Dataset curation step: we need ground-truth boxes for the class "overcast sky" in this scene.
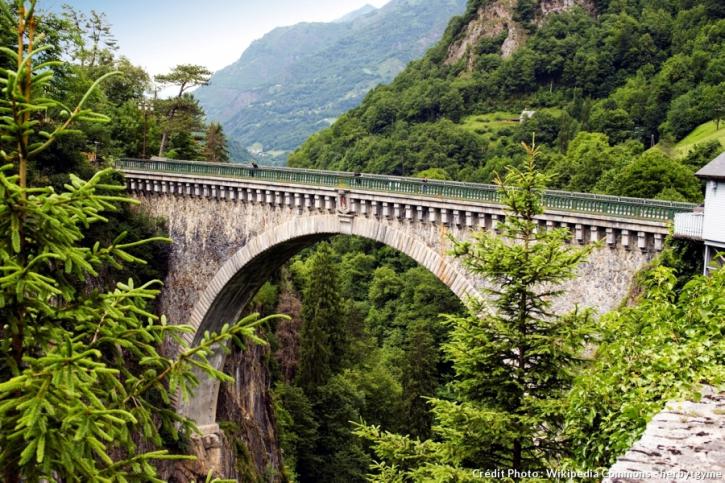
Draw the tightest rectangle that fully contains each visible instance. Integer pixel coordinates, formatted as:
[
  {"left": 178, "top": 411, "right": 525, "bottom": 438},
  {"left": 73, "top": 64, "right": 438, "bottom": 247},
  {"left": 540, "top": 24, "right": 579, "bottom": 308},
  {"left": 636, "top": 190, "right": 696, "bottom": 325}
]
[{"left": 44, "top": 0, "right": 390, "bottom": 79}]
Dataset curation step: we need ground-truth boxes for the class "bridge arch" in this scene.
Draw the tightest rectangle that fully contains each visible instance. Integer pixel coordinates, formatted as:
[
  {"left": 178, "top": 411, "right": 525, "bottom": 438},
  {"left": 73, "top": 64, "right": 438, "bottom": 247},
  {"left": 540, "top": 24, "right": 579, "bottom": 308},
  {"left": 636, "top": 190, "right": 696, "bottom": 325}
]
[
  {"left": 120, "top": 161, "right": 677, "bottom": 430},
  {"left": 180, "top": 214, "right": 478, "bottom": 427}
]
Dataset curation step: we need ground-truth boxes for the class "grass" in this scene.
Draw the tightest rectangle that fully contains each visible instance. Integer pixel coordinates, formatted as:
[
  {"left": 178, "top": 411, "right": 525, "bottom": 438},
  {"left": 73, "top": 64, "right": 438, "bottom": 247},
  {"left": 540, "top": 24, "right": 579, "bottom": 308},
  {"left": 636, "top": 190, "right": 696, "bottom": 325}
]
[
  {"left": 647, "top": 120, "right": 725, "bottom": 158},
  {"left": 460, "top": 108, "right": 565, "bottom": 148},
  {"left": 675, "top": 120, "right": 725, "bottom": 156},
  {"left": 460, "top": 111, "right": 520, "bottom": 145},
  {"left": 461, "top": 111, "right": 520, "bottom": 131}
]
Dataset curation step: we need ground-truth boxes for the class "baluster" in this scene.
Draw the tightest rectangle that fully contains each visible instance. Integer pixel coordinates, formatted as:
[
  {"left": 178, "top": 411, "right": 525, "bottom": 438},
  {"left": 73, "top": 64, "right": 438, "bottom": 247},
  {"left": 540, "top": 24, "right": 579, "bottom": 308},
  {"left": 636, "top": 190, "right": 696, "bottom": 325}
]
[{"left": 621, "top": 230, "right": 631, "bottom": 250}]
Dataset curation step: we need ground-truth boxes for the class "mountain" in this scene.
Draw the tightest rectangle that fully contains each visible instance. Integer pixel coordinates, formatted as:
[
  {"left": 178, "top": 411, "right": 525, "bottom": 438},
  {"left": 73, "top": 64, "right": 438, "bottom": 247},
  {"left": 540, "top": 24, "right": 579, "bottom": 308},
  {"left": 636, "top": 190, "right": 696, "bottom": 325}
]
[
  {"left": 289, "top": 0, "right": 724, "bottom": 202},
  {"left": 194, "top": 0, "right": 467, "bottom": 163},
  {"left": 334, "top": 3, "right": 377, "bottom": 23}
]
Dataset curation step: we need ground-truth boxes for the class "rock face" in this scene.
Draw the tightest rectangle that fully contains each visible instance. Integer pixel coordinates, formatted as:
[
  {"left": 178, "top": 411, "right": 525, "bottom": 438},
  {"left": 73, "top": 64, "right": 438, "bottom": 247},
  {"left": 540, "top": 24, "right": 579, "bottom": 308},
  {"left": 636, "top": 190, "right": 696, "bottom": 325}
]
[
  {"left": 158, "top": 430, "right": 238, "bottom": 482},
  {"left": 445, "top": 0, "right": 595, "bottom": 67},
  {"left": 605, "top": 389, "right": 725, "bottom": 482},
  {"left": 445, "top": 0, "right": 521, "bottom": 66},
  {"left": 216, "top": 341, "right": 284, "bottom": 482}
]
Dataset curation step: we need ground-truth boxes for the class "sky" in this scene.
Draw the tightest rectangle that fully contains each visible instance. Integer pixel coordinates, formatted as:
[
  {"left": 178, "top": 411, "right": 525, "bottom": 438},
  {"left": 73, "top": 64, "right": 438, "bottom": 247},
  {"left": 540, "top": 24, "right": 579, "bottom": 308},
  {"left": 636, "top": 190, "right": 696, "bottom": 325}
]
[{"left": 44, "top": 0, "right": 390, "bottom": 82}]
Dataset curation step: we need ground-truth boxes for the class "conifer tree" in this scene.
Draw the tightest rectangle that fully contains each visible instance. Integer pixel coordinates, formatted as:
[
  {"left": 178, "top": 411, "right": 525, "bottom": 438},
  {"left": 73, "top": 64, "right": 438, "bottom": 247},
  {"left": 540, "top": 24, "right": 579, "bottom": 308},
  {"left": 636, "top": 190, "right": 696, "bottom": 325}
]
[
  {"left": 296, "top": 242, "right": 345, "bottom": 392},
  {"left": 0, "top": 2, "right": 278, "bottom": 480},
  {"left": 154, "top": 64, "right": 211, "bottom": 157},
  {"left": 204, "top": 121, "right": 230, "bottom": 162},
  {"left": 355, "top": 143, "right": 595, "bottom": 480},
  {"left": 401, "top": 319, "right": 439, "bottom": 439}
]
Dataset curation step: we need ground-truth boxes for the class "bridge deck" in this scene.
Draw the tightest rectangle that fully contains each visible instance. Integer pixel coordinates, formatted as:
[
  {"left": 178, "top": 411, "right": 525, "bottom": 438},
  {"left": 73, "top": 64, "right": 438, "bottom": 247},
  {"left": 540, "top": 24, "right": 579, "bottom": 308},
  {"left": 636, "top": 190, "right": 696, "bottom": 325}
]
[{"left": 116, "top": 158, "right": 696, "bottom": 222}]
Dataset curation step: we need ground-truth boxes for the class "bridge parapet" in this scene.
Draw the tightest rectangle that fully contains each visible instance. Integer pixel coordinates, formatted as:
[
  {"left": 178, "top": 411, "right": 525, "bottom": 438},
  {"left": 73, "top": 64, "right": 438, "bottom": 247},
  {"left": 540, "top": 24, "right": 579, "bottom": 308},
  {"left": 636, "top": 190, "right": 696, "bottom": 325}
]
[
  {"left": 120, "top": 159, "right": 677, "bottom": 253},
  {"left": 117, "top": 158, "right": 695, "bottom": 222}
]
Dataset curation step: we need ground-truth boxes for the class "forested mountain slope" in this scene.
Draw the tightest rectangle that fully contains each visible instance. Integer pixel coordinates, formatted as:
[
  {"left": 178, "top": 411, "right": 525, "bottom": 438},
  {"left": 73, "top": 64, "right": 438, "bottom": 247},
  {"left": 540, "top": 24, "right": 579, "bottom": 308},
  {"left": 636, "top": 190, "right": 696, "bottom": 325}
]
[
  {"left": 194, "top": 0, "right": 467, "bottom": 163},
  {"left": 289, "top": 0, "right": 725, "bottom": 202}
]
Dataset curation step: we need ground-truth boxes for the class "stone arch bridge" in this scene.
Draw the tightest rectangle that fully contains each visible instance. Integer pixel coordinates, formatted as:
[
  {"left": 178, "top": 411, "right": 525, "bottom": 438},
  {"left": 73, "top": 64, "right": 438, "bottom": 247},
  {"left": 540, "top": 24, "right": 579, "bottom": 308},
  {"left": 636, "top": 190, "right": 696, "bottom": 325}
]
[{"left": 117, "top": 158, "right": 695, "bottom": 434}]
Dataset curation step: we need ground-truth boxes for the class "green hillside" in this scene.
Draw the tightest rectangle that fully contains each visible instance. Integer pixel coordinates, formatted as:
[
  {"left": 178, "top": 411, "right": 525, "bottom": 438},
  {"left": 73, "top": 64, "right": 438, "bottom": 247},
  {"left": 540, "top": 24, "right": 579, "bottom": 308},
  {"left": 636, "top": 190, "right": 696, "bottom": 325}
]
[
  {"left": 290, "top": 0, "right": 725, "bottom": 202},
  {"left": 194, "top": 0, "right": 467, "bottom": 164},
  {"left": 676, "top": 120, "right": 725, "bottom": 155}
]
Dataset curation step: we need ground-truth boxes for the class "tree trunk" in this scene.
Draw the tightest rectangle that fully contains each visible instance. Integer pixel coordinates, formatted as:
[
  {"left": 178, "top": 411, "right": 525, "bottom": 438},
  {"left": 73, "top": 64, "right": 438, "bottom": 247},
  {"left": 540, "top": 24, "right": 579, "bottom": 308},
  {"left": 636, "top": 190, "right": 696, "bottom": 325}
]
[
  {"left": 513, "top": 439, "right": 522, "bottom": 472},
  {"left": 158, "top": 106, "right": 177, "bottom": 157},
  {"left": 158, "top": 83, "right": 188, "bottom": 157}
]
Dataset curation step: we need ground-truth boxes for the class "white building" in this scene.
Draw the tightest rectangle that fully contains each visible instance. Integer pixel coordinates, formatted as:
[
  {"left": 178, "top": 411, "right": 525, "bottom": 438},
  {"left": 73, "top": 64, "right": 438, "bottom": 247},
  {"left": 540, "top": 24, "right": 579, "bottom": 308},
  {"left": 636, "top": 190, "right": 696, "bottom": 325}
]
[
  {"left": 675, "top": 151, "right": 725, "bottom": 274},
  {"left": 519, "top": 110, "right": 536, "bottom": 123}
]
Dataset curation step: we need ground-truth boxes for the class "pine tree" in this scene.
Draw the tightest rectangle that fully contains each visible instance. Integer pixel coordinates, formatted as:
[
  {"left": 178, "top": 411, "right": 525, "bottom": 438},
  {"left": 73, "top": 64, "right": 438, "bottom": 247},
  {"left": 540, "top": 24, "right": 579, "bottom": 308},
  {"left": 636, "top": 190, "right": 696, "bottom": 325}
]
[
  {"left": 401, "top": 319, "right": 439, "bottom": 439},
  {"left": 154, "top": 64, "right": 211, "bottom": 157},
  {"left": 438, "top": 143, "right": 595, "bottom": 471},
  {"left": 0, "top": 3, "right": 279, "bottom": 480},
  {"left": 296, "top": 242, "right": 345, "bottom": 392},
  {"left": 204, "top": 121, "right": 230, "bottom": 162},
  {"left": 355, "top": 143, "right": 595, "bottom": 480}
]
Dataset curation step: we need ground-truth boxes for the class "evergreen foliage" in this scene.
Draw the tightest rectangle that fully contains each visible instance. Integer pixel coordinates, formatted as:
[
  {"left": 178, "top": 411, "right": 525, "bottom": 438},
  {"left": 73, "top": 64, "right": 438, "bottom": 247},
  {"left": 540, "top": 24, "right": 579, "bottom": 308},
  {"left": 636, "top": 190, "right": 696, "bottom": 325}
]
[
  {"left": 401, "top": 319, "right": 439, "bottom": 440},
  {"left": 273, "top": 237, "right": 464, "bottom": 482},
  {"left": 204, "top": 122, "right": 230, "bottom": 163},
  {"left": 273, "top": 382, "right": 319, "bottom": 482},
  {"left": 0, "top": 2, "right": 280, "bottom": 480},
  {"left": 355, "top": 144, "right": 595, "bottom": 478},
  {"left": 304, "top": 375, "right": 369, "bottom": 482},
  {"left": 154, "top": 64, "right": 211, "bottom": 157},
  {"left": 296, "top": 242, "right": 345, "bottom": 392}
]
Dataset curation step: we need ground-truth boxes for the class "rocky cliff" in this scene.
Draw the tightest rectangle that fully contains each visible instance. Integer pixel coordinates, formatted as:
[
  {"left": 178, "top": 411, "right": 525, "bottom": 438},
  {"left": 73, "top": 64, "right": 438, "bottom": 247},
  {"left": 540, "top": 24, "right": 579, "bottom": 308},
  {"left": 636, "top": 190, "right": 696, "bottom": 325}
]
[
  {"left": 445, "top": 0, "right": 595, "bottom": 69},
  {"left": 160, "top": 338, "right": 286, "bottom": 482},
  {"left": 216, "top": 340, "right": 284, "bottom": 482}
]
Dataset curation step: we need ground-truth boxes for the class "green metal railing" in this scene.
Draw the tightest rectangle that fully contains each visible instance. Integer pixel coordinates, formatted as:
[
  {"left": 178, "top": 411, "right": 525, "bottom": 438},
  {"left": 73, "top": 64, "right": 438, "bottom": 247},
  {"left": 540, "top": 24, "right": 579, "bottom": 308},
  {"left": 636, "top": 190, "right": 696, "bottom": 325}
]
[{"left": 116, "top": 158, "right": 697, "bottom": 222}]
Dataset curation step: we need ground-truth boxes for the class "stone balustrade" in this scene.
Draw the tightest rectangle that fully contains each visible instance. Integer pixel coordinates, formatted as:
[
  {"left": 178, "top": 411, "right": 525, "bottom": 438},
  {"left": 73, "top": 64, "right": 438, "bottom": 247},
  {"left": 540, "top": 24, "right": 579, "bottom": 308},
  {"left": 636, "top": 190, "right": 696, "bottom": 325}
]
[{"left": 123, "top": 170, "right": 669, "bottom": 253}]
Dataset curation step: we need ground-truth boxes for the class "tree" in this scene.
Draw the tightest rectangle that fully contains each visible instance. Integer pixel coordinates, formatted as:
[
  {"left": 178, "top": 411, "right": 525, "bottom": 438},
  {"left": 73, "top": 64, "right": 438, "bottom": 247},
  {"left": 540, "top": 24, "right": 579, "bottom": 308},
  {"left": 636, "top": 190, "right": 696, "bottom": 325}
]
[
  {"left": 296, "top": 242, "right": 345, "bottom": 392},
  {"left": 589, "top": 102, "right": 635, "bottom": 145},
  {"left": 166, "top": 131, "right": 203, "bottom": 160},
  {"left": 366, "top": 265, "right": 404, "bottom": 342},
  {"left": 0, "top": 3, "right": 278, "bottom": 480},
  {"left": 61, "top": 6, "right": 118, "bottom": 68},
  {"left": 401, "top": 319, "right": 438, "bottom": 439},
  {"left": 154, "top": 64, "right": 211, "bottom": 156},
  {"left": 273, "top": 382, "right": 319, "bottom": 482},
  {"left": 603, "top": 151, "right": 702, "bottom": 201},
  {"left": 564, "top": 264, "right": 725, "bottom": 469},
  {"left": 204, "top": 121, "right": 230, "bottom": 162},
  {"left": 102, "top": 57, "right": 150, "bottom": 105},
  {"left": 514, "top": 110, "right": 564, "bottom": 148},
  {"left": 303, "top": 375, "right": 368, "bottom": 483},
  {"left": 355, "top": 144, "right": 595, "bottom": 479},
  {"left": 559, "top": 132, "right": 613, "bottom": 191},
  {"left": 664, "top": 84, "right": 725, "bottom": 140}
]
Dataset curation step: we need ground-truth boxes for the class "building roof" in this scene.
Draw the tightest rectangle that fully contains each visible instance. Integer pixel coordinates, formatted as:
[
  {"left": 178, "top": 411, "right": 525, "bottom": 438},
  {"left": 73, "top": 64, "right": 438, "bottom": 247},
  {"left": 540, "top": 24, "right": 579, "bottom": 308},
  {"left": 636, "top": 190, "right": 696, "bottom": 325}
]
[{"left": 696, "top": 150, "right": 725, "bottom": 180}]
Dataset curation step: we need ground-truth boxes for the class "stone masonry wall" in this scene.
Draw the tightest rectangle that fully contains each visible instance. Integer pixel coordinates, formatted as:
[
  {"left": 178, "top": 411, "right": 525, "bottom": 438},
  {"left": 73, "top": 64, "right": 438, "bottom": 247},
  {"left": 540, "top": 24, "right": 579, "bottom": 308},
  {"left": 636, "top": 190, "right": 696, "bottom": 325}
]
[
  {"left": 130, "top": 176, "right": 663, "bottom": 480},
  {"left": 135, "top": 191, "right": 655, "bottom": 332}
]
